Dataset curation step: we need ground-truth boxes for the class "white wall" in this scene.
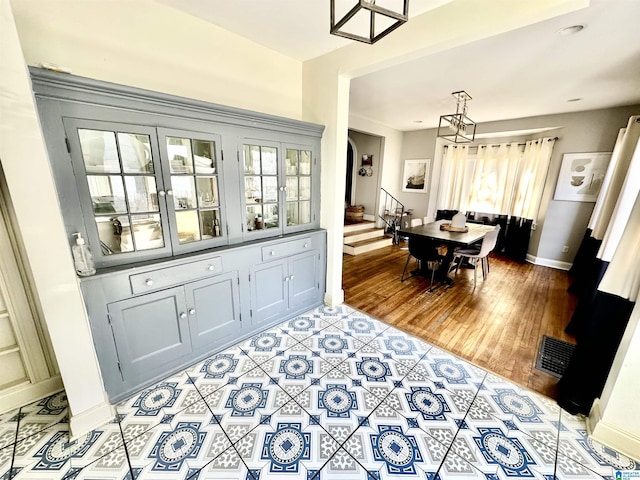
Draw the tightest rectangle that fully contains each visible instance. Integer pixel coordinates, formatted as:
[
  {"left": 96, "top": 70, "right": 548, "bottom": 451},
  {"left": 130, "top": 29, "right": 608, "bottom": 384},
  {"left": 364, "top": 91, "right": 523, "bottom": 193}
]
[
  {"left": 401, "top": 105, "right": 640, "bottom": 263},
  {"left": 11, "top": 0, "right": 302, "bottom": 120},
  {"left": 1, "top": 0, "right": 112, "bottom": 435}
]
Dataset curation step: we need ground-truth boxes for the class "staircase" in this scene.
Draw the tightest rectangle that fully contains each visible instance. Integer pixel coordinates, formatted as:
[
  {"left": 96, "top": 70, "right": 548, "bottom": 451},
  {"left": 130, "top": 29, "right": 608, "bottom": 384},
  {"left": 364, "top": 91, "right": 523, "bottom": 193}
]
[{"left": 343, "top": 221, "right": 393, "bottom": 255}]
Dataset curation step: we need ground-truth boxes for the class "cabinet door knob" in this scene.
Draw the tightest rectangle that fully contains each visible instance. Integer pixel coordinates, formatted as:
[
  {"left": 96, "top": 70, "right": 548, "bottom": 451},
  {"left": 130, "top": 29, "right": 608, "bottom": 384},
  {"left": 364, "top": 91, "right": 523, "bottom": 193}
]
[
  {"left": 284, "top": 276, "right": 289, "bottom": 282},
  {"left": 145, "top": 278, "right": 154, "bottom": 286},
  {"left": 179, "top": 312, "right": 187, "bottom": 319},
  {"left": 157, "top": 190, "right": 166, "bottom": 197},
  {"left": 304, "top": 243, "right": 309, "bottom": 248},
  {"left": 207, "top": 265, "right": 215, "bottom": 271},
  {"left": 166, "top": 190, "right": 174, "bottom": 196},
  {"left": 189, "top": 308, "right": 196, "bottom": 315},
  {"left": 289, "top": 275, "right": 294, "bottom": 281}
]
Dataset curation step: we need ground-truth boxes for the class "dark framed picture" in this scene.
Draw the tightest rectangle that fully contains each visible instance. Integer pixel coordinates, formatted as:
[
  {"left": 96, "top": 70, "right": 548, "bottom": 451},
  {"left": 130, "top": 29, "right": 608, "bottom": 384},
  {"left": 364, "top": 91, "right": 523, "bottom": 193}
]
[{"left": 362, "top": 154, "right": 373, "bottom": 166}]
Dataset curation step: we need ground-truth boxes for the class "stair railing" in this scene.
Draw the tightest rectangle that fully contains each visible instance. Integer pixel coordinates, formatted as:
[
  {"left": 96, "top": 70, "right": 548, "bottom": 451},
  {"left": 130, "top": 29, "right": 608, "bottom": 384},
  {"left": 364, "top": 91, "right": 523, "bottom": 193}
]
[{"left": 379, "top": 188, "right": 405, "bottom": 245}]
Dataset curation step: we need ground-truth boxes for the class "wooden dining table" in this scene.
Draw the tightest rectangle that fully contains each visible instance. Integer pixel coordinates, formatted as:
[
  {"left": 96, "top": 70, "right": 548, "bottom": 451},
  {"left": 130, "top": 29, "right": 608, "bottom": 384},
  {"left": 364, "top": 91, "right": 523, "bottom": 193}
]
[{"left": 398, "top": 219, "right": 496, "bottom": 286}]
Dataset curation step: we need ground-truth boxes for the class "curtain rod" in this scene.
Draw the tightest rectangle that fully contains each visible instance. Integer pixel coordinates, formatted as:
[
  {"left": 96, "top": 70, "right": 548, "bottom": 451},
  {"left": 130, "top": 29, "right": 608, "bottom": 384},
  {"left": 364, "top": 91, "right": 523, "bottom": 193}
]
[{"left": 444, "top": 137, "right": 559, "bottom": 148}]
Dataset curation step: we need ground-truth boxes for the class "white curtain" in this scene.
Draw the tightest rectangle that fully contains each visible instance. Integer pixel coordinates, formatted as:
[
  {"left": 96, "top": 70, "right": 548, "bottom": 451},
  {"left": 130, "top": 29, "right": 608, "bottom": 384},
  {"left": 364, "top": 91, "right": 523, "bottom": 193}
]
[
  {"left": 510, "top": 137, "right": 556, "bottom": 219},
  {"left": 467, "top": 143, "right": 520, "bottom": 214},
  {"left": 439, "top": 137, "right": 555, "bottom": 220},
  {"left": 438, "top": 144, "right": 470, "bottom": 211},
  {"left": 591, "top": 116, "right": 640, "bottom": 241}
]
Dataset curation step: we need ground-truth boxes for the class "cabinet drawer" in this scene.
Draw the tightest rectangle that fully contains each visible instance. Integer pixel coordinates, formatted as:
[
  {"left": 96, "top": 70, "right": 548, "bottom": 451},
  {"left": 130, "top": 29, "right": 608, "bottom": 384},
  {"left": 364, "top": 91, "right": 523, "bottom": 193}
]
[
  {"left": 129, "top": 257, "right": 223, "bottom": 294},
  {"left": 261, "top": 237, "right": 313, "bottom": 260}
]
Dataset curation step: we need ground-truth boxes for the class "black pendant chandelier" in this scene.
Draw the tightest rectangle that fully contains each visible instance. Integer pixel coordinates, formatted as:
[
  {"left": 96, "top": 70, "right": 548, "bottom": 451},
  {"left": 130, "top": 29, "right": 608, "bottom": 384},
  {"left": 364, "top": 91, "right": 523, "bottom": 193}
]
[
  {"left": 330, "top": 0, "right": 409, "bottom": 44},
  {"left": 437, "top": 91, "right": 477, "bottom": 144}
]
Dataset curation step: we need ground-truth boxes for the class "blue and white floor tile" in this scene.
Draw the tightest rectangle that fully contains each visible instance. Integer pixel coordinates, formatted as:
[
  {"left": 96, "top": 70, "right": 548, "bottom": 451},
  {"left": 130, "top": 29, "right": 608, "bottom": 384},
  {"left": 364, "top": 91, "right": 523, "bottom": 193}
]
[{"left": 1, "top": 305, "right": 637, "bottom": 479}]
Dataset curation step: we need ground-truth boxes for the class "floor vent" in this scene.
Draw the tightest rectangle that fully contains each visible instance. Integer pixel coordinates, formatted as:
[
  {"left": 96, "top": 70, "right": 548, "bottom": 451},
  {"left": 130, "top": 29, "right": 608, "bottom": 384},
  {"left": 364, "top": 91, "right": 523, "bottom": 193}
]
[{"left": 535, "top": 335, "right": 576, "bottom": 378}]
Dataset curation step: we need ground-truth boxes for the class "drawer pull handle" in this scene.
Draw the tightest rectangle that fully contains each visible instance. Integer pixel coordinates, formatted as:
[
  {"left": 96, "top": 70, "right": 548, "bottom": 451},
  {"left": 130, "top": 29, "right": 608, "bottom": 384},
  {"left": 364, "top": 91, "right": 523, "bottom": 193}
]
[
  {"left": 189, "top": 308, "right": 196, "bottom": 315},
  {"left": 180, "top": 312, "right": 187, "bottom": 319},
  {"left": 304, "top": 243, "right": 309, "bottom": 248},
  {"left": 207, "top": 265, "right": 215, "bottom": 271},
  {"left": 145, "top": 278, "right": 154, "bottom": 286},
  {"left": 270, "top": 251, "right": 275, "bottom": 256}
]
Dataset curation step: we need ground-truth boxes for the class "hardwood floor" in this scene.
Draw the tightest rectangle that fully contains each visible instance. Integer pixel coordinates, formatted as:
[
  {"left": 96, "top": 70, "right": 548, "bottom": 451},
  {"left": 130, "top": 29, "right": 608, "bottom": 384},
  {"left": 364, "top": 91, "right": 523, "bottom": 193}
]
[{"left": 342, "top": 242, "right": 579, "bottom": 399}]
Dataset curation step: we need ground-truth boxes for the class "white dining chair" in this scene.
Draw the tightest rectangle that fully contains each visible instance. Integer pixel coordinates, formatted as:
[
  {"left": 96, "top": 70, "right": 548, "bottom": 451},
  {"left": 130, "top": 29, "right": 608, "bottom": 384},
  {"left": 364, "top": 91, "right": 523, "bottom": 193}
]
[
  {"left": 410, "top": 218, "right": 423, "bottom": 227},
  {"left": 450, "top": 225, "right": 501, "bottom": 288}
]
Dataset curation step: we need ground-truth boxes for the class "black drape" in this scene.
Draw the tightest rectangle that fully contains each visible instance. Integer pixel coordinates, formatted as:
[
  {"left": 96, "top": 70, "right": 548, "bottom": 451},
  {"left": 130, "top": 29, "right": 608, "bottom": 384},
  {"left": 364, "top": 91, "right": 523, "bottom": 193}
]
[
  {"left": 436, "top": 209, "right": 458, "bottom": 221},
  {"left": 504, "top": 217, "right": 533, "bottom": 262},
  {"left": 557, "top": 291, "right": 635, "bottom": 415},
  {"left": 565, "top": 259, "right": 610, "bottom": 338},
  {"left": 567, "top": 228, "right": 604, "bottom": 296}
]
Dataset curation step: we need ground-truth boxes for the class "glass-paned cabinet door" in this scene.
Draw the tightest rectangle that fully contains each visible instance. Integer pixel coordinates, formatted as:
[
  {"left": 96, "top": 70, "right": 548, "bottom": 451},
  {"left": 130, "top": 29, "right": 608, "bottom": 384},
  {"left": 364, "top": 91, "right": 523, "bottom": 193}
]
[
  {"left": 63, "top": 119, "right": 172, "bottom": 266},
  {"left": 285, "top": 147, "right": 313, "bottom": 229},
  {"left": 242, "top": 143, "right": 280, "bottom": 234},
  {"left": 158, "top": 129, "right": 226, "bottom": 253}
]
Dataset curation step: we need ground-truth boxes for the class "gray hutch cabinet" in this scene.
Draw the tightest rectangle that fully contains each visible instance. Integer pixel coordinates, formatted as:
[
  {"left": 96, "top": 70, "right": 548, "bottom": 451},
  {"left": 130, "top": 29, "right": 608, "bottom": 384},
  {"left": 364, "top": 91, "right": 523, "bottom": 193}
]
[{"left": 31, "top": 68, "right": 326, "bottom": 402}]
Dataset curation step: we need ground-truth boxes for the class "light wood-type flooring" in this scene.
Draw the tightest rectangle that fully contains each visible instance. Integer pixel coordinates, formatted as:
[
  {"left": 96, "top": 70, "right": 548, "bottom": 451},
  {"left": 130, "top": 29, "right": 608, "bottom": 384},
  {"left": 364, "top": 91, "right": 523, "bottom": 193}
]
[{"left": 342, "top": 242, "right": 579, "bottom": 399}]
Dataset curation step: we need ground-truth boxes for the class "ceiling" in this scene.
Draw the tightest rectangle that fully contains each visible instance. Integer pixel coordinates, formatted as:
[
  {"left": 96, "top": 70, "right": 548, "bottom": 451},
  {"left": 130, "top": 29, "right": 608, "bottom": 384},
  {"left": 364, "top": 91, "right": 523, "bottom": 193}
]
[{"left": 158, "top": 0, "right": 640, "bottom": 132}]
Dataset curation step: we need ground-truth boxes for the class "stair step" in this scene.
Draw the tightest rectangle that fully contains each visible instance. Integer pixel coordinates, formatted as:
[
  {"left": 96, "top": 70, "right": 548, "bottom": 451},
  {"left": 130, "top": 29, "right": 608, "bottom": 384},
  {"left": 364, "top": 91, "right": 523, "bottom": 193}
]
[
  {"left": 343, "top": 228, "right": 385, "bottom": 244},
  {"left": 343, "top": 221, "right": 376, "bottom": 233},
  {"left": 343, "top": 236, "right": 393, "bottom": 255}
]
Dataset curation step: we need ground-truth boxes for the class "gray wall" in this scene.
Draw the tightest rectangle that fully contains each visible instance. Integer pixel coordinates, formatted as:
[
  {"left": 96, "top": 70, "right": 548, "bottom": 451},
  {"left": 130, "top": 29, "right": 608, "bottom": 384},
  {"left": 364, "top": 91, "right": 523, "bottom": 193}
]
[
  {"left": 401, "top": 104, "right": 640, "bottom": 265},
  {"left": 348, "top": 130, "right": 383, "bottom": 218}
]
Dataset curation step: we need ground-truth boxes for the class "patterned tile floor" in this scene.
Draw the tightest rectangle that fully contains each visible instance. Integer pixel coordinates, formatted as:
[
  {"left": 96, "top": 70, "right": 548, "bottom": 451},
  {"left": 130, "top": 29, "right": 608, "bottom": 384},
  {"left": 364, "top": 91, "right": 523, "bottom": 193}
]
[{"left": 1, "top": 305, "right": 638, "bottom": 479}]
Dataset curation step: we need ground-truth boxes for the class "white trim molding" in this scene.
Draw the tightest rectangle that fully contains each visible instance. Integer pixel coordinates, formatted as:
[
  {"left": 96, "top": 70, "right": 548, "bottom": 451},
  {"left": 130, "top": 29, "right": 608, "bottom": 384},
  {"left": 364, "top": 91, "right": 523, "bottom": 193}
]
[
  {"left": 588, "top": 398, "right": 640, "bottom": 463},
  {"left": 324, "top": 289, "right": 345, "bottom": 307},
  {"left": 69, "top": 397, "right": 114, "bottom": 439},
  {"left": 526, "top": 254, "right": 572, "bottom": 271}
]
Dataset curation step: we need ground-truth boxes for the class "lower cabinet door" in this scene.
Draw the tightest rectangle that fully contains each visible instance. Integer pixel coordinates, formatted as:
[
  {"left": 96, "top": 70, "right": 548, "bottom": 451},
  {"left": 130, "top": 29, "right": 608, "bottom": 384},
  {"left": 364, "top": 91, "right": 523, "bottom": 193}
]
[
  {"left": 288, "top": 250, "right": 320, "bottom": 310},
  {"left": 251, "top": 259, "right": 287, "bottom": 325},
  {"left": 108, "top": 287, "right": 191, "bottom": 383},
  {"left": 186, "top": 271, "right": 241, "bottom": 351}
]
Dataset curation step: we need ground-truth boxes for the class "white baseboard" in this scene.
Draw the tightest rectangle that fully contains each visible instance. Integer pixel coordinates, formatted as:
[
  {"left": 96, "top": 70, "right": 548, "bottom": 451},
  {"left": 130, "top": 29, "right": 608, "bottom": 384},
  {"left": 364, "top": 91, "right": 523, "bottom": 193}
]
[
  {"left": 69, "top": 397, "right": 114, "bottom": 439},
  {"left": 0, "top": 376, "right": 64, "bottom": 414},
  {"left": 588, "top": 399, "right": 640, "bottom": 462},
  {"left": 324, "top": 289, "right": 345, "bottom": 307},
  {"left": 526, "top": 254, "right": 572, "bottom": 271}
]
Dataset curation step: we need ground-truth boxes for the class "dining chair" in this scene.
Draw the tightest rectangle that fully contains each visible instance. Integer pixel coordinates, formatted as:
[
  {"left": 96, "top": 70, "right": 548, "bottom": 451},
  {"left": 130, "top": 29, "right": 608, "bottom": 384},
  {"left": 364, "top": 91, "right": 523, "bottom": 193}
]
[
  {"left": 401, "top": 236, "right": 442, "bottom": 292},
  {"left": 410, "top": 218, "right": 423, "bottom": 227},
  {"left": 450, "top": 225, "right": 501, "bottom": 288}
]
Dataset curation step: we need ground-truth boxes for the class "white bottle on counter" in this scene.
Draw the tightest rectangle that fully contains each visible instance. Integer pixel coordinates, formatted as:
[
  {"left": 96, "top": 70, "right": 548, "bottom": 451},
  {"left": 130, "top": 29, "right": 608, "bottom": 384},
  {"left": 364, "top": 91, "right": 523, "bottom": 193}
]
[{"left": 71, "top": 233, "right": 96, "bottom": 277}]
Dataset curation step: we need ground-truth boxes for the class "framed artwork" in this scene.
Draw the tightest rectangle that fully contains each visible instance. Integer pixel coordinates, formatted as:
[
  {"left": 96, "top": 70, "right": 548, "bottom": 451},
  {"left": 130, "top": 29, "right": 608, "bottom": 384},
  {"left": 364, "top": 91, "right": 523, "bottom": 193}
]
[
  {"left": 402, "top": 159, "right": 430, "bottom": 193},
  {"left": 361, "top": 154, "right": 373, "bottom": 166},
  {"left": 554, "top": 152, "right": 611, "bottom": 202}
]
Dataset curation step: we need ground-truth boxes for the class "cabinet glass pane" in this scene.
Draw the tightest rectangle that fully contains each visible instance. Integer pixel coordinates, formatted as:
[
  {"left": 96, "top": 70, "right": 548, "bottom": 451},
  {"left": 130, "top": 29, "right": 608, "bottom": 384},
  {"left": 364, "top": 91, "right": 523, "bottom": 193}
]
[
  {"left": 79, "top": 129, "right": 120, "bottom": 174},
  {"left": 125, "top": 176, "right": 158, "bottom": 213},
  {"left": 167, "top": 137, "right": 194, "bottom": 174},
  {"left": 245, "top": 176, "right": 262, "bottom": 203},
  {"left": 131, "top": 214, "right": 164, "bottom": 251},
  {"left": 176, "top": 210, "right": 200, "bottom": 243},
  {"left": 88, "top": 175, "right": 127, "bottom": 214},
  {"left": 286, "top": 177, "right": 298, "bottom": 200},
  {"left": 286, "top": 149, "right": 298, "bottom": 175},
  {"left": 196, "top": 177, "right": 219, "bottom": 208},
  {"left": 299, "top": 150, "right": 311, "bottom": 175},
  {"left": 243, "top": 144, "right": 280, "bottom": 232},
  {"left": 200, "top": 209, "right": 221, "bottom": 239},
  {"left": 263, "top": 177, "right": 278, "bottom": 203},
  {"left": 96, "top": 215, "right": 129, "bottom": 254},
  {"left": 262, "top": 147, "right": 277, "bottom": 175},
  {"left": 118, "top": 133, "right": 154, "bottom": 173},
  {"left": 171, "top": 177, "right": 197, "bottom": 210},
  {"left": 263, "top": 204, "right": 279, "bottom": 229},
  {"left": 246, "top": 205, "right": 263, "bottom": 231},
  {"left": 192, "top": 140, "right": 216, "bottom": 174},
  {"left": 286, "top": 202, "right": 299, "bottom": 226},
  {"left": 244, "top": 145, "right": 261, "bottom": 174},
  {"left": 299, "top": 177, "right": 311, "bottom": 200},
  {"left": 300, "top": 201, "right": 311, "bottom": 224}
]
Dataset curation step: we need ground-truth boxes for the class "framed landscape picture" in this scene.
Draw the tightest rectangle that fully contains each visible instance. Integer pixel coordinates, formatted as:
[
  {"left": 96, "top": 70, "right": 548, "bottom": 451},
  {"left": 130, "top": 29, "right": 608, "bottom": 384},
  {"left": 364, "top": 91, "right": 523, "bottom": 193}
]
[
  {"left": 402, "top": 159, "right": 430, "bottom": 193},
  {"left": 554, "top": 152, "right": 611, "bottom": 202}
]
